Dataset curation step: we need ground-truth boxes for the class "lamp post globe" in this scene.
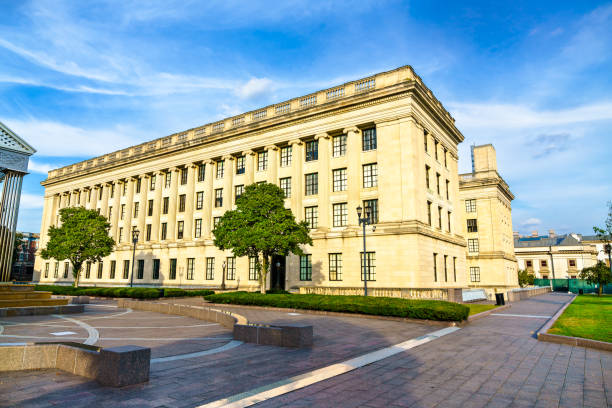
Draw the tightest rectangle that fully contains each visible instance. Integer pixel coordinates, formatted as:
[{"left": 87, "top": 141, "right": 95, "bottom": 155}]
[
  {"left": 221, "top": 260, "right": 227, "bottom": 291},
  {"left": 129, "top": 229, "right": 139, "bottom": 288}
]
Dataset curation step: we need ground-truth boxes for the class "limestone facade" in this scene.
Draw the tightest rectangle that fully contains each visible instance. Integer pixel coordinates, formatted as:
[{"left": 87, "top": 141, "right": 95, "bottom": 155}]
[
  {"left": 34, "top": 66, "right": 468, "bottom": 293},
  {"left": 458, "top": 145, "right": 518, "bottom": 296}
]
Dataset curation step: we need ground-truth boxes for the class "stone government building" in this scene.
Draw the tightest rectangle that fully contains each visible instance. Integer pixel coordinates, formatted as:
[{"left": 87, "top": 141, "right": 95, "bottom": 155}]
[{"left": 34, "top": 65, "right": 518, "bottom": 299}]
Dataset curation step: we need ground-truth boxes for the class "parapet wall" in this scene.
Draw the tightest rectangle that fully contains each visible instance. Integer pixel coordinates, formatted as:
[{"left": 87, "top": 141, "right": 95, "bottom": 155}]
[
  {"left": 299, "top": 286, "right": 464, "bottom": 302},
  {"left": 507, "top": 286, "right": 551, "bottom": 302}
]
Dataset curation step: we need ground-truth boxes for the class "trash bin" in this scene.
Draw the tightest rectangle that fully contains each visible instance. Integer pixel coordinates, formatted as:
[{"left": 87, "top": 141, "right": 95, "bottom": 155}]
[
  {"left": 579, "top": 289, "right": 584, "bottom": 295},
  {"left": 495, "top": 293, "right": 505, "bottom": 306}
]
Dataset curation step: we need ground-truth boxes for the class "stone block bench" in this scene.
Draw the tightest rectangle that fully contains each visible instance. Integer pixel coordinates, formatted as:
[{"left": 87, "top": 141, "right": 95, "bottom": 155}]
[
  {"left": 117, "top": 299, "right": 313, "bottom": 348},
  {"left": 0, "top": 342, "right": 150, "bottom": 387},
  {"left": 0, "top": 304, "right": 84, "bottom": 317}
]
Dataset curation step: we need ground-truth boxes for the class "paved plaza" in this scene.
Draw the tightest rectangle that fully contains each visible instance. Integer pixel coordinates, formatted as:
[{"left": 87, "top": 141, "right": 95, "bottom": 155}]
[{"left": 0, "top": 293, "right": 610, "bottom": 407}]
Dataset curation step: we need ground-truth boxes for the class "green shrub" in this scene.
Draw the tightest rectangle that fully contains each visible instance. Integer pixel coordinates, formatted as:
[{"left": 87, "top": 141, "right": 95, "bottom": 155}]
[
  {"left": 266, "top": 288, "right": 290, "bottom": 294},
  {"left": 204, "top": 292, "right": 469, "bottom": 322},
  {"left": 163, "top": 288, "right": 214, "bottom": 297},
  {"left": 34, "top": 285, "right": 162, "bottom": 299}
]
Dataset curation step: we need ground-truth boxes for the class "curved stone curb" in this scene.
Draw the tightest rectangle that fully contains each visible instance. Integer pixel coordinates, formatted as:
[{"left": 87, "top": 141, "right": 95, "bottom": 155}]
[
  {"left": 467, "top": 304, "right": 511, "bottom": 323},
  {"left": 535, "top": 294, "right": 611, "bottom": 352},
  {"left": 0, "top": 304, "right": 84, "bottom": 317}
]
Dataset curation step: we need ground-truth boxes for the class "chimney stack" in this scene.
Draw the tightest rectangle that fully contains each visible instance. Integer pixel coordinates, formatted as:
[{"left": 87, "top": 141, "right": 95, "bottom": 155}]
[
  {"left": 548, "top": 229, "right": 555, "bottom": 238},
  {"left": 531, "top": 230, "right": 538, "bottom": 237},
  {"left": 513, "top": 231, "right": 519, "bottom": 239}
]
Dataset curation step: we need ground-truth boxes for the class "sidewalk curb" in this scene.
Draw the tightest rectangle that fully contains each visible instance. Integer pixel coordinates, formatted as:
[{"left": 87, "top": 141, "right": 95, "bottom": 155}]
[
  {"left": 536, "top": 295, "right": 612, "bottom": 352},
  {"left": 467, "top": 303, "right": 511, "bottom": 323}
]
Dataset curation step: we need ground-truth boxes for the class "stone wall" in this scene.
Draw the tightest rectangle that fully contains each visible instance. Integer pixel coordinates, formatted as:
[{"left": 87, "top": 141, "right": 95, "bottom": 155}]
[
  {"left": 506, "top": 286, "right": 551, "bottom": 302},
  {"left": 299, "top": 286, "right": 463, "bottom": 302}
]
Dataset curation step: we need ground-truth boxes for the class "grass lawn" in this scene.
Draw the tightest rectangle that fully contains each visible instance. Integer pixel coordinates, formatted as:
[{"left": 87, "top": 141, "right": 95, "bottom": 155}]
[
  {"left": 548, "top": 295, "right": 612, "bottom": 343},
  {"left": 466, "top": 304, "right": 498, "bottom": 316}
]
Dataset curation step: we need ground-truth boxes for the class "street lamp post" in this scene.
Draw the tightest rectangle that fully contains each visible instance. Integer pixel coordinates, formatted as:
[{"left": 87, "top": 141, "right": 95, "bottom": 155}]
[
  {"left": 221, "top": 260, "right": 227, "bottom": 291},
  {"left": 357, "top": 205, "right": 372, "bottom": 296},
  {"left": 129, "top": 228, "right": 139, "bottom": 288}
]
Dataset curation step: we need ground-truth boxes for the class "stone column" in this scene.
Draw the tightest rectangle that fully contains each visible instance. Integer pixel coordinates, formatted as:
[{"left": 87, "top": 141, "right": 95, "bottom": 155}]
[
  {"left": 314, "top": 133, "right": 330, "bottom": 228},
  {"left": 79, "top": 188, "right": 87, "bottom": 207},
  {"left": 345, "top": 127, "right": 361, "bottom": 227},
  {"left": 265, "top": 145, "right": 279, "bottom": 184},
  {"left": 137, "top": 175, "right": 149, "bottom": 240},
  {"left": 222, "top": 155, "right": 235, "bottom": 211},
  {"left": 100, "top": 183, "right": 110, "bottom": 219},
  {"left": 39, "top": 196, "right": 51, "bottom": 246},
  {"left": 124, "top": 178, "right": 135, "bottom": 242},
  {"left": 288, "top": 139, "right": 303, "bottom": 219},
  {"left": 91, "top": 185, "right": 99, "bottom": 212},
  {"left": 243, "top": 150, "right": 256, "bottom": 185},
  {"left": 151, "top": 172, "right": 163, "bottom": 242},
  {"left": 110, "top": 180, "right": 121, "bottom": 241},
  {"left": 184, "top": 165, "right": 197, "bottom": 240},
  {"left": 167, "top": 167, "right": 179, "bottom": 240},
  {"left": 202, "top": 160, "right": 214, "bottom": 238}
]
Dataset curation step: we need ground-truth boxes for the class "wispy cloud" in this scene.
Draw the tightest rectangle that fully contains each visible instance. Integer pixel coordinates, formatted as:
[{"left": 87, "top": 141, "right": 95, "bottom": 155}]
[
  {"left": 19, "top": 193, "right": 44, "bottom": 210},
  {"left": 28, "top": 159, "right": 57, "bottom": 174}
]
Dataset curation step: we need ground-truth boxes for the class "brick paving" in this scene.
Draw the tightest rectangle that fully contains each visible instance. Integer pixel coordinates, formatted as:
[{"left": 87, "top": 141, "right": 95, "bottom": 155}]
[{"left": 0, "top": 293, "right": 610, "bottom": 407}]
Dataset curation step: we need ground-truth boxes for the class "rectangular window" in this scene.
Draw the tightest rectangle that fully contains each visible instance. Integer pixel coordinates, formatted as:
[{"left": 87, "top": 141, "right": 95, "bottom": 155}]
[
  {"left": 361, "top": 252, "right": 376, "bottom": 281},
  {"left": 187, "top": 258, "right": 195, "bottom": 280},
  {"left": 526, "top": 260, "right": 533, "bottom": 268},
  {"left": 177, "top": 221, "right": 184, "bottom": 239},
  {"left": 444, "top": 148, "right": 448, "bottom": 168},
  {"left": 215, "top": 189, "right": 223, "bottom": 207},
  {"left": 363, "top": 163, "right": 378, "bottom": 188},
  {"left": 446, "top": 180, "right": 450, "bottom": 200},
  {"left": 136, "top": 178, "right": 141, "bottom": 193},
  {"left": 453, "top": 257, "right": 457, "bottom": 282},
  {"left": 180, "top": 168, "right": 188, "bottom": 185},
  {"left": 226, "top": 257, "right": 236, "bottom": 280},
  {"left": 257, "top": 151, "right": 268, "bottom": 171},
  {"left": 108, "top": 206, "right": 112, "bottom": 219},
  {"left": 363, "top": 199, "right": 379, "bottom": 223},
  {"left": 133, "top": 202, "right": 139, "bottom": 218},
  {"left": 280, "top": 146, "right": 292, "bottom": 167},
  {"left": 468, "top": 238, "right": 479, "bottom": 253},
  {"left": 465, "top": 199, "right": 476, "bottom": 213},
  {"left": 444, "top": 255, "right": 448, "bottom": 282},
  {"left": 235, "top": 156, "right": 245, "bottom": 174},
  {"left": 280, "top": 177, "right": 291, "bottom": 198},
  {"left": 333, "top": 168, "right": 347, "bottom": 192},
  {"left": 137, "top": 259, "right": 144, "bottom": 279},
  {"left": 98, "top": 187, "right": 103, "bottom": 200},
  {"left": 362, "top": 128, "right": 377, "bottom": 151},
  {"left": 54, "top": 262, "right": 59, "bottom": 278},
  {"left": 121, "top": 204, "right": 126, "bottom": 220},
  {"left": 123, "top": 260, "right": 130, "bottom": 279},
  {"left": 433, "top": 253, "right": 437, "bottom": 282},
  {"left": 300, "top": 255, "right": 312, "bottom": 281},
  {"left": 470, "top": 267, "right": 481, "bottom": 283},
  {"left": 110, "top": 183, "right": 115, "bottom": 199},
  {"left": 150, "top": 175, "right": 156, "bottom": 191},
  {"left": 427, "top": 201, "right": 432, "bottom": 226},
  {"left": 438, "top": 206, "right": 442, "bottom": 229},
  {"left": 333, "top": 135, "right": 347, "bottom": 157},
  {"left": 169, "top": 258, "right": 177, "bottom": 279},
  {"left": 304, "top": 206, "right": 318, "bottom": 229},
  {"left": 110, "top": 260, "right": 116, "bottom": 279},
  {"left": 541, "top": 260, "right": 547, "bottom": 267},
  {"left": 333, "top": 203, "right": 348, "bottom": 227},
  {"left": 198, "top": 164, "right": 205, "bottom": 182},
  {"left": 148, "top": 199, "right": 154, "bottom": 216},
  {"left": 434, "top": 139, "right": 439, "bottom": 160},
  {"left": 305, "top": 173, "right": 318, "bottom": 195},
  {"left": 85, "top": 262, "right": 91, "bottom": 279},
  {"left": 44, "top": 263, "right": 49, "bottom": 278},
  {"left": 178, "top": 194, "right": 186, "bottom": 212},
  {"left": 194, "top": 219, "right": 202, "bottom": 238},
  {"left": 164, "top": 172, "right": 171, "bottom": 189},
  {"left": 63, "top": 262, "right": 69, "bottom": 278},
  {"left": 206, "top": 257, "right": 215, "bottom": 280},
  {"left": 569, "top": 259, "right": 577, "bottom": 268},
  {"left": 448, "top": 211, "right": 452, "bottom": 232},
  {"left": 425, "top": 165, "right": 430, "bottom": 189},
  {"left": 146, "top": 224, "right": 152, "bottom": 241},
  {"left": 249, "top": 257, "right": 258, "bottom": 280},
  {"left": 196, "top": 191, "right": 204, "bottom": 210},
  {"left": 305, "top": 140, "right": 318, "bottom": 161},
  {"left": 122, "top": 182, "right": 127, "bottom": 196},
  {"left": 161, "top": 222, "right": 167, "bottom": 240},
  {"left": 152, "top": 259, "right": 160, "bottom": 280},
  {"left": 235, "top": 185, "right": 244, "bottom": 203},
  {"left": 216, "top": 160, "right": 224, "bottom": 179},
  {"left": 329, "top": 253, "right": 342, "bottom": 281},
  {"left": 467, "top": 219, "right": 478, "bottom": 233},
  {"left": 162, "top": 197, "right": 169, "bottom": 214},
  {"left": 213, "top": 217, "right": 221, "bottom": 228},
  {"left": 436, "top": 173, "right": 441, "bottom": 194}
]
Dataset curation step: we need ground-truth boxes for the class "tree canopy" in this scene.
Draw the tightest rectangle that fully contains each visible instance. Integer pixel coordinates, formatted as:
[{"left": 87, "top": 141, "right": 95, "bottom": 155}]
[
  {"left": 213, "top": 182, "right": 312, "bottom": 293},
  {"left": 517, "top": 269, "right": 534, "bottom": 288},
  {"left": 593, "top": 201, "right": 612, "bottom": 270},
  {"left": 579, "top": 262, "right": 612, "bottom": 296},
  {"left": 41, "top": 207, "right": 115, "bottom": 287}
]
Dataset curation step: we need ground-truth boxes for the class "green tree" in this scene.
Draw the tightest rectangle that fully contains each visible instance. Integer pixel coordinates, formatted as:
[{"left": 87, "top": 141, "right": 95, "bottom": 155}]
[
  {"left": 579, "top": 262, "right": 612, "bottom": 296},
  {"left": 517, "top": 269, "right": 534, "bottom": 288},
  {"left": 40, "top": 207, "right": 115, "bottom": 287},
  {"left": 12, "top": 231, "right": 25, "bottom": 266},
  {"left": 593, "top": 201, "right": 612, "bottom": 272},
  {"left": 213, "top": 182, "right": 312, "bottom": 293}
]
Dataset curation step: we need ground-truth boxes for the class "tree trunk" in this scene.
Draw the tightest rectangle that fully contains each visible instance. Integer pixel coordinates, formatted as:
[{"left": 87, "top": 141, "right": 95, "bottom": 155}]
[
  {"left": 72, "top": 261, "right": 81, "bottom": 288},
  {"left": 599, "top": 284, "right": 602, "bottom": 296},
  {"left": 260, "top": 254, "right": 269, "bottom": 294}
]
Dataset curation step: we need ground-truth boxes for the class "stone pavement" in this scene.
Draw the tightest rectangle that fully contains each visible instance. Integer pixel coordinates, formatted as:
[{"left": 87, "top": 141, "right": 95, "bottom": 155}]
[{"left": 254, "top": 292, "right": 612, "bottom": 408}]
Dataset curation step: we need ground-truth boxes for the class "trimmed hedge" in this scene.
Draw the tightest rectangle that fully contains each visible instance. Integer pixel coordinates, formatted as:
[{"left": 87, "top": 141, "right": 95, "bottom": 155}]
[
  {"left": 34, "top": 285, "right": 214, "bottom": 299},
  {"left": 204, "top": 292, "right": 470, "bottom": 322}
]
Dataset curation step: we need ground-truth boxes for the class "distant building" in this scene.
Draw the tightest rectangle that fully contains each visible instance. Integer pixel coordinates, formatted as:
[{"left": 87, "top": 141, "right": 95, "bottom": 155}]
[
  {"left": 580, "top": 235, "right": 611, "bottom": 267},
  {"left": 458, "top": 144, "right": 518, "bottom": 297},
  {"left": 514, "top": 230, "right": 598, "bottom": 279},
  {"left": 11, "top": 232, "right": 39, "bottom": 281}
]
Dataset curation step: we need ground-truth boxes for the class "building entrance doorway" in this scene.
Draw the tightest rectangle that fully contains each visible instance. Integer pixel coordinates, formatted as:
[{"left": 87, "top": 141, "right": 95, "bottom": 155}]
[{"left": 270, "top": 255, "right": 286, "bottom": 290}]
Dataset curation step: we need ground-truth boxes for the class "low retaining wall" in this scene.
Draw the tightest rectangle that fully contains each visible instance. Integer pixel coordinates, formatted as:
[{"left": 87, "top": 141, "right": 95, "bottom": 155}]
[
  {"left": 506, "top": 286, "right": 551, "bottom": 302},
  {"left": 0, "top": 342, "right": 150, "bottom": 387},
  {"left": 0, "top": 304, "right": 84, "bottom": 317},
  {"left": 117, "top": 299, "right": 313, "bottom": 348},
  {"left": 299, "top": 286, "right": 463, "bottom": 302}
]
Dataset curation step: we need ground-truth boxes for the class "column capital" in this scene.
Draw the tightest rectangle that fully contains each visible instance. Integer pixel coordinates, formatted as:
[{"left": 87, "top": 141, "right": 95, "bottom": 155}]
[
  {"left": 201, "top": 159, "right": 213, "bottom": 165},
  {"left": 221, "top": 154, "right": 235, "bottom": 161},
  {"left": 242, "top": 149, "right": 256, "bottom": 156},
  {"left": 288, "top": 139, "right": 303, "bottom": 146},
  {"left": 264, "top": 145, "right": 279, "bottom": 151},
  {"left": 343, "top": 126, "right": 360, "bottom": 135},
  {"left": 314, "top": 133, "right": 330, "bottom": 140}
]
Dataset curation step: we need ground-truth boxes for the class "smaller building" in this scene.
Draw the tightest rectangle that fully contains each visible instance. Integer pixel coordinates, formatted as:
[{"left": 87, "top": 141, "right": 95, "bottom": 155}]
[
  {"left": 11, "top": 232, "right": 39, "bottom": 281},
  {"left": 514, "top": 230, "right": 598, "bottom": 279},
  {"left": 580, "top": 235, "right": 611, "bottom": 267}
]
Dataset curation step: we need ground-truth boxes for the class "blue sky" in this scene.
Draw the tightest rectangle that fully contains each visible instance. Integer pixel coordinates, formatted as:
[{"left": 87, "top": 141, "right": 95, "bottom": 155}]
[{"left": 1, "top": 0, "right": 611, "bottom": 236}]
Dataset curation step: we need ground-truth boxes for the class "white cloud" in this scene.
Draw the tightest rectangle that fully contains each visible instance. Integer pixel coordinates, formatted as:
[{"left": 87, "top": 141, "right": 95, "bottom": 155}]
[
  {"left": 19, "top": 193, "right": 44, "bottom": 210},
  {"left": 236, "top": 78, "right": 276, "bottom": 100},
  {"left": 28, "top": 159, "right": 56, "bottom": 174},
  {"left": 4, "top": 119, "right": 141, "bottom": 157},
  {"left": 520, "top": 217, "right": 542, "bottom": 227}
]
